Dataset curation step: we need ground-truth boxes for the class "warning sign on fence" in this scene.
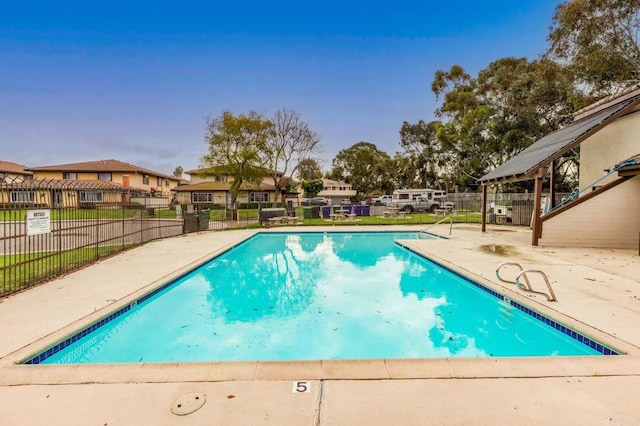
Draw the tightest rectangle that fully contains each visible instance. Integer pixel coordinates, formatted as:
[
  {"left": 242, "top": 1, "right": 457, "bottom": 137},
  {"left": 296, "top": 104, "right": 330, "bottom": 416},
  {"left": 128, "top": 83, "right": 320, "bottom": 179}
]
[{"left": 26, "top": 209, "right": 51, "bottom": 236}]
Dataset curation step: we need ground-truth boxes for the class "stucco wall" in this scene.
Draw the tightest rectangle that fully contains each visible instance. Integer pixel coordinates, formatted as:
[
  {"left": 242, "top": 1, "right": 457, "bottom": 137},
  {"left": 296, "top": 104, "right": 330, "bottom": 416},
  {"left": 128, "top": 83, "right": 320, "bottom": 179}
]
[
  {"left": 579, "top": 108, "right": 640, "bottom": 191},
  {"left": 540, "top": 175, "right": 640, "bottom": 249}
]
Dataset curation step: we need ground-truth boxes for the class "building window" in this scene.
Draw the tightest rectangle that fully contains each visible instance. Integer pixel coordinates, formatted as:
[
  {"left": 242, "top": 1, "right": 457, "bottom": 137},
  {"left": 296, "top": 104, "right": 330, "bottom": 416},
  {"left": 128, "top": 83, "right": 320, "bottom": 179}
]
[
  {"left": 249, "top": 191, "right": 269, "bottom": 202},
  {"left": 143, "top": 175, "right": 149, "bottom": 185},
  {"left": 157, "top": 177, "right": 162, "bottom": 187},
  {"left": 214, "top": 175, "right": 227, "bottom": 182},
  {"left": 0, "top": 172, "right": 5, "bottom": 180},
  {"left": 165, "top": 179, "right": 170, "bottom": 187},
  {"left": 192, "top": 192, "right": 213, "bottom": 203},
  {"left": 98, "top": 172, "right": 112, "bottom": 181},
  {"left": 79, "top": 191, "right": 104, "bottom": 203},
  {"left": 63, "top": 172, "right": 77, "bottom": 180},
  {"left": 10, "top": 190, "right": 35, "bottom": 203}
]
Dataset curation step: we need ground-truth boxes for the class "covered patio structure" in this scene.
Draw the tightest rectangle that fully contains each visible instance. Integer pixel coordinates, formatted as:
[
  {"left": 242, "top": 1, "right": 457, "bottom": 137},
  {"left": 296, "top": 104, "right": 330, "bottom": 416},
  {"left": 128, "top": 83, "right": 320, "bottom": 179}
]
[{"left": 478, "top": 87, "right": 640, "bottom": 246}]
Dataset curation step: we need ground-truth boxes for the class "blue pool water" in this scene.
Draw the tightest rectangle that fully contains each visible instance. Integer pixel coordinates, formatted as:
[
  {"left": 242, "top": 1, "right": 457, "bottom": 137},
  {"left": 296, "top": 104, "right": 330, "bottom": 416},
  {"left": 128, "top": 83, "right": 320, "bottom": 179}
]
[{"left": 37, "top": 232, "right": 608, "bottom": 364}]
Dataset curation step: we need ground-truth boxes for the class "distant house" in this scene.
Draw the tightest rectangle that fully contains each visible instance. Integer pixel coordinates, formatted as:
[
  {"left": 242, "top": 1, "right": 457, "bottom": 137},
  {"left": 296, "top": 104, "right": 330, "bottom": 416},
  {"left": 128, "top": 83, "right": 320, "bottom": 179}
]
[
  {"left": 318, "top": 179, "right": 357, "bottom": 205},
  {"left": 28, "top": 159, "right": 180, "bottom": 195},
  {"left": 175, "top": 167, "right": 288, "bottom": 208},
  {"left": 0, "top": 160, "right": 33, "bottom": 183},
  {"left": 479, "top": 84, "right": 640, "bottom": 248},
  {"left": 0, "top": 159, "right": 181, "bottom": 209},
  {"left": 1, "top": 179, "right": 124, "bottom": 208}
]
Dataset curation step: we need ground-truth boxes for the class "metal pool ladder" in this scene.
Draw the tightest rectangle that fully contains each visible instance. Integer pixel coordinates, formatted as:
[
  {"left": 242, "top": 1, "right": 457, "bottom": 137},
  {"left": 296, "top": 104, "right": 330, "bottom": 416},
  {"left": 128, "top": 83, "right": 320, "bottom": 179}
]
[
  {"left": 419, "top": 216, "right": 453, "bottom": 238},
  {"left": 496, "top": 262, "right": 557, "bottom": 301}
]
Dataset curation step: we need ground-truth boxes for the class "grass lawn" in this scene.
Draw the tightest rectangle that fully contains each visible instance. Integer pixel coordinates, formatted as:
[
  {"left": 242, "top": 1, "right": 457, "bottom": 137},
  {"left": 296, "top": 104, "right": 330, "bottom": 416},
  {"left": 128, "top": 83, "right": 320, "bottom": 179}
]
[
  {"left": 0, "top": 244, "right": 134, "bottom": 295},
  {"left": 153, "top": 209, "right": 259, "bottom": 220},
  {"left": 299, "top": 211, "right": 484, "bottom": 226}
]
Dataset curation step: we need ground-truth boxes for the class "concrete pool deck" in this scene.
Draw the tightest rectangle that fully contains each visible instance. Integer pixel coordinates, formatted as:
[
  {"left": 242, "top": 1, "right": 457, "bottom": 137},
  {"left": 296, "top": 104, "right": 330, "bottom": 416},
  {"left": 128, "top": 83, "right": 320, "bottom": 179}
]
[{"left": 1, "top": 225, "right": 640, "bottom": 424}]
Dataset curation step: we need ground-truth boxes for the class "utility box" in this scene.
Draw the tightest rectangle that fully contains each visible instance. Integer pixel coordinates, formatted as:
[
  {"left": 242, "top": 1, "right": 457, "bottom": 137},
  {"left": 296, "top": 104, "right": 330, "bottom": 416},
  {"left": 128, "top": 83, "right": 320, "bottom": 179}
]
[{"left": 183, "top": 210, "right": 210, "bottom": 233}]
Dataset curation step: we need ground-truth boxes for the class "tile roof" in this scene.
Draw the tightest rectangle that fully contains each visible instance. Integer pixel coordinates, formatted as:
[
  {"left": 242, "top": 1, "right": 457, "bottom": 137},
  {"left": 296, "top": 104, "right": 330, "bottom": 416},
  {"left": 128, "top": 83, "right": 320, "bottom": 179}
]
[
  {"left": 322, "top": 178, "right": 351, "bottom": 187},
  {"left": 28, "top": 159, "right": 179, "bottom": 181},
  {"left": 574, "top": 84, "right": 640, "bottom": 120},
  {"left": 175, "top": 181, "right": 277, "bottom": 192},
  {"left": 0, "top": 160, "right": 32, "bottom": 175},
  {"left": 186, "top": 166, "right": 284, "bottom": 177}
]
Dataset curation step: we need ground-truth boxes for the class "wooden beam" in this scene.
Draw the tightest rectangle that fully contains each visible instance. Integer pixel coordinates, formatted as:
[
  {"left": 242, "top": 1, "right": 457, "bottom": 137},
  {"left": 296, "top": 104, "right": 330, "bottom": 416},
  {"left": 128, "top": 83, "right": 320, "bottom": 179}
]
[
  {"left": 481, "top": 184, "right": 487, "bottom": 232},
  {"left": 531, "top": 170, "right": 544, "bottom": 246}
]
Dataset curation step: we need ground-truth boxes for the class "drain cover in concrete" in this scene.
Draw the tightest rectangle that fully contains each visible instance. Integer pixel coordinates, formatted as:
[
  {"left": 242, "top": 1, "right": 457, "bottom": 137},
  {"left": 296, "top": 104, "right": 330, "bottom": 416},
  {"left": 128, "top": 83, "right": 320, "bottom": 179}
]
[{"left": 170, "top": 392, "right": 206, "bottom": 416}]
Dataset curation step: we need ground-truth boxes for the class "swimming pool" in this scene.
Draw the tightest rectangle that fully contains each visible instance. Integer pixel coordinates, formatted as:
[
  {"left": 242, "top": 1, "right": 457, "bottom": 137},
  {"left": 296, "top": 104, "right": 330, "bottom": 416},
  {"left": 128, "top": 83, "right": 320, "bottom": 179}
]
[{"left": 27, "top": 231, "right": 616, "bottom": 364}]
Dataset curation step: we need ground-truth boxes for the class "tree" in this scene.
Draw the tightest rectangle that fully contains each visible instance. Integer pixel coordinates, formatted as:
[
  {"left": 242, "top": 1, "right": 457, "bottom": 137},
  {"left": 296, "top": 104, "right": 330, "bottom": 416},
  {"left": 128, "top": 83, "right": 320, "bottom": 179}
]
[
  {"left": 297, "top": 158, "right": 323, "bottom": 181},
  {"left": 265, "top": 109, "right": 321, "bottom": 205},
  {"left": 328, "top": 142, "right": 394, "bottom": 197},
  {"left": 173, "top": 166, "right": 184, "bottom": 178},
  {"left": 201, "top": 111, "right": 274, "bottom": 215},
  {"left": 430, "top": 59, "right": 583, "bottom": 190},
  {"left": 300, "top": 179, "right": 324, "bottom": 198},
  {"left": 396, "top": 120, "right": 449, "bottom": 189},
  {"left": 547, "top": 0, "right": 640, "bottom": 97}
]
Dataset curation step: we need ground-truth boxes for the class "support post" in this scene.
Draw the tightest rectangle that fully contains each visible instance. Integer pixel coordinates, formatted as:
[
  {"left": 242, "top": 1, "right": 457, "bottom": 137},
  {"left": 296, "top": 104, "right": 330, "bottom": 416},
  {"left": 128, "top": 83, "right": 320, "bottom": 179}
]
[
  {"left": 481, "top": 184, "right": 487, "bottom": 233},
  {"left": 549, "top": 160, "right": 556, "bottom": 209},
  {"left": 531, "top": 170, "right": 544, "bottom": 246}
]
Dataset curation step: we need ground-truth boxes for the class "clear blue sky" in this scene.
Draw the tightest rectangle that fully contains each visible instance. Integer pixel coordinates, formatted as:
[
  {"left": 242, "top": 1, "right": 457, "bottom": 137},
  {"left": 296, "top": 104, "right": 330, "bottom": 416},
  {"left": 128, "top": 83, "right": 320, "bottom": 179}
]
[{"left": 0, "top": 0, "right": 561, "bottom": 176}]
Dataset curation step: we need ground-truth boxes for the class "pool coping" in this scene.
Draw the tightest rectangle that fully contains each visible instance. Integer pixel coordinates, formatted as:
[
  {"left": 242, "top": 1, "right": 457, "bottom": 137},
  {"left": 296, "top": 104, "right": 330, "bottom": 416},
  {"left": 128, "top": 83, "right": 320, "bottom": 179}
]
[{"left": 2, "top": 226, "right": 640, "bottom": 385}]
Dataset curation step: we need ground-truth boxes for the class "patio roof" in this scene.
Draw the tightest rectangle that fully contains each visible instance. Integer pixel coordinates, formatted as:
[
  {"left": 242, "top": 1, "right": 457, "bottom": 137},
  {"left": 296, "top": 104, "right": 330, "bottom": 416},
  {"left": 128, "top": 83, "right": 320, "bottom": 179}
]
[{"left": 478, "top": 97, "right": 640, "bottom": 185}]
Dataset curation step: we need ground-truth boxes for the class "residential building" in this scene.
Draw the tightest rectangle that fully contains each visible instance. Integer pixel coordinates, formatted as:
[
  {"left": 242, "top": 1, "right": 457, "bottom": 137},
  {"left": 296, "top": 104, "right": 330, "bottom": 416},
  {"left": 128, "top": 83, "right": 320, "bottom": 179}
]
[
  {"left": 28, "top": 159, "right": 180, "bottom": 195},
  {"left": 318, "top": 179, "right": 357, "bottom": 205},
  {"left": 0, "top": 160, "right": 33, "bottom": 183},
  {"left": 1, "top": 179, "right": 124, "bottom": 208},
  {"left": 175, "top": 167, "right": 288, "bottom": 208}
]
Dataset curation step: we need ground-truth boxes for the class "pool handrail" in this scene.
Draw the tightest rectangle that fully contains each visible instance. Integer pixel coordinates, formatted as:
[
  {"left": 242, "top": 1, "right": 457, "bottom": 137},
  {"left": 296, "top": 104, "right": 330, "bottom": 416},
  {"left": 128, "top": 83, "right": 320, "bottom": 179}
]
[
  {"left": 419, "top": 216, "right": 453, "bottom": 237},
  {"left": 496, "top": 262, "right": 557, "bottom": 301}
]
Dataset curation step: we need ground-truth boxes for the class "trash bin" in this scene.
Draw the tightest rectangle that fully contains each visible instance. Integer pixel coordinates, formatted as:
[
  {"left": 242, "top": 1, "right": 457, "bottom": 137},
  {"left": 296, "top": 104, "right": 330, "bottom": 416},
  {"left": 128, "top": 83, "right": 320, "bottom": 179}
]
[
  {"left": 303, "top": 207, "right": 314, "bottom": 219},
  {"left": 311, "top": 206, "right": 320, "bottom": 218},
  {"left": 183, "top": 213, "right": 198, "bottom": 233},
  {"left": 197, "top": 210, "right": 210, "bottom": 230}
]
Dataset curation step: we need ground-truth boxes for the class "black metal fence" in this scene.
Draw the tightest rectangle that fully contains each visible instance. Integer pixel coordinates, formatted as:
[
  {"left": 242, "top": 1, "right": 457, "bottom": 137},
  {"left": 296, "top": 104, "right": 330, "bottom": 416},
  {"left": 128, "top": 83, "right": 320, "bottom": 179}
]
[{"left": 0, "top": 178, "right": 184, "bottom": 296}]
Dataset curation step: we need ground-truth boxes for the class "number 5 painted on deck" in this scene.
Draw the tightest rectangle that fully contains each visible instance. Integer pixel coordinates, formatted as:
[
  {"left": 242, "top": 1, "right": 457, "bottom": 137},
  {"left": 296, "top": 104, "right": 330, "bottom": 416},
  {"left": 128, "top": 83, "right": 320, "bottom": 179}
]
[{"left": 292, "top": 381, "right": 311, "bottom": 393}]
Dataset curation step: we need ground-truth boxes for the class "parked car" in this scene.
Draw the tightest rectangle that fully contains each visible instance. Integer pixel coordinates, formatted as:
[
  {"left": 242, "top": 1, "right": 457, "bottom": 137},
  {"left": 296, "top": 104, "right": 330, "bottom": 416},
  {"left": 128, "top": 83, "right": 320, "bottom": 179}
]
[
  {"left": 371, "top": 195, "right": 393, "bottom": 205},
  {"left": 390, "top": 197, "right": 455, "bottom": 213},
  {"left": 390, "top": 196, "right": 440, "bottom": 213},
  {"left": 302, "top": 197, "right": 328, "bottom": 206}
]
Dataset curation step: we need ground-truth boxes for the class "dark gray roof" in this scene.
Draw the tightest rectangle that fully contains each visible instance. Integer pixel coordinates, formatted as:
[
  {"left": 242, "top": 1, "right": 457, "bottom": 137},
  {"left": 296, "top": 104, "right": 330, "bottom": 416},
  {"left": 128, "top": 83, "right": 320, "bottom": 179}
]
[{"left": 478, "top": 98, "right": 639, "bottom": 184}]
